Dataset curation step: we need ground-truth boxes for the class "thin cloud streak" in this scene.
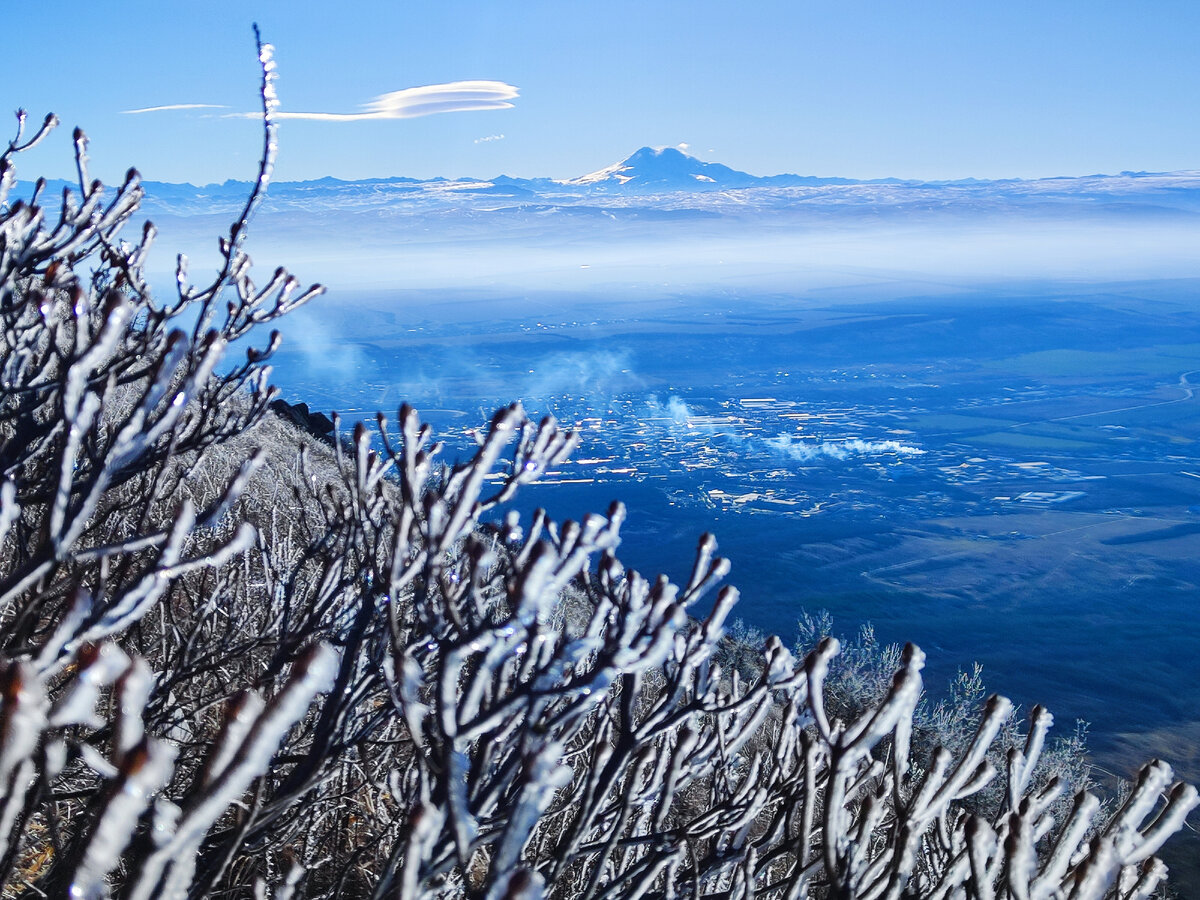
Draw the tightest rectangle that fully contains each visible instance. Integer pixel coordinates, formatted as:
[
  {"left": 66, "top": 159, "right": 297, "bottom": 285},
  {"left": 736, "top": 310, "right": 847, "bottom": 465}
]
[
  {"left": 122, "top": 103, "right": 229, "bottom": 114},
  {"left": 228, "top": 80, "right": 519, "bottom": 122}
]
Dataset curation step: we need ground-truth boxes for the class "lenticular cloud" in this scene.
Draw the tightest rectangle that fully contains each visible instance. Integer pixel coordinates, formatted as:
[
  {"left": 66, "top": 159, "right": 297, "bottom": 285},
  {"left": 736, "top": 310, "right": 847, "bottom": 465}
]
[
  {"left": 122, "top": 103, "right": 230, "bottom": 114},
  {"left": 766, "top": 434, "right": 925, "bottom": 462},
  {"left": 273, "top": 81, "right": 519, "bottom": 122}
]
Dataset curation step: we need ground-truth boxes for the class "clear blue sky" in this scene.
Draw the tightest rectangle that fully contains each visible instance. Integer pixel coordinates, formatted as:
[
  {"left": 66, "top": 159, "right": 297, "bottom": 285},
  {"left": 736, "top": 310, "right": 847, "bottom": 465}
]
[{"left": 7, "top": 1, "right": 1200, "bottom": 185}]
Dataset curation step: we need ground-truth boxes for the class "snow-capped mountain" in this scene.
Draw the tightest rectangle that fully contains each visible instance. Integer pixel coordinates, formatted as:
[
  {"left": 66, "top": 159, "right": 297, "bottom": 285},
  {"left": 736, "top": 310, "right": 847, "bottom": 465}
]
[
  {"left": 564, "top": 146, "right": 876, "bottom": 191},
  {"left": 567, "top": 146, "right": 768, "bottom": 190}
]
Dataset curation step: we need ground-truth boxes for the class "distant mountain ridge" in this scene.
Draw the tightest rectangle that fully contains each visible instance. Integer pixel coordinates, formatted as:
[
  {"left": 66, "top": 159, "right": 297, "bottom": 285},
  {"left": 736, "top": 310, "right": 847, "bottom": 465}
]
[
  {"left": 18, "top": 148, "right": 1200, "bottom": 221},
  {"left": 33, "top": 145, "right": 1200, "bottom": 197}
]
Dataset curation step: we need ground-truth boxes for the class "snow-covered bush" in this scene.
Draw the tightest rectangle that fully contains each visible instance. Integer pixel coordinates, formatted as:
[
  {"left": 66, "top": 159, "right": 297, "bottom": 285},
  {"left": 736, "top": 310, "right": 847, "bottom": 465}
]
[
  {"left": 0, "top": 36, "right": 334, "bottom": 896},
  {"left": 0, "top": 35, "right": 1194, "bottom": 899}
]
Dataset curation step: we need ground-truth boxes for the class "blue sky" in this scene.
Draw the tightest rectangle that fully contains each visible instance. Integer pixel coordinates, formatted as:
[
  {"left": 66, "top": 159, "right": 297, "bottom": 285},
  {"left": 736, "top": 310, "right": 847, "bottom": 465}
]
[{"left": 7, "top": 1, "right": 1200, "bottom": 185}]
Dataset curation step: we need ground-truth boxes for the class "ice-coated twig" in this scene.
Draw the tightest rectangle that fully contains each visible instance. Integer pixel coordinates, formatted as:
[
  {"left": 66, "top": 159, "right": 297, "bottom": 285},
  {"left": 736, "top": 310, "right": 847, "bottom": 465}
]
[{"left": 127, "top": 644, "right": 338, "bottom": 900}]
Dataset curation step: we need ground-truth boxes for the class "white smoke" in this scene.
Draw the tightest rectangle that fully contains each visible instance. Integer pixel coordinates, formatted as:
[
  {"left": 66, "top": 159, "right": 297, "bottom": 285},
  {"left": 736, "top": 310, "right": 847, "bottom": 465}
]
[
  {"left": 274, "top": 306, "right": 371, "bottom": 386},
  {"left": 643, "top": 395, "right": 694, "bottom": 425},
  {"left": 765, "top": 434, "right": 926, "bottom": 462},
  {"left": 521, "top": 350, "right": 639, "bottom": 401},
  {"left": 640, "top": 397, "right": 926, "bottom": 464}
]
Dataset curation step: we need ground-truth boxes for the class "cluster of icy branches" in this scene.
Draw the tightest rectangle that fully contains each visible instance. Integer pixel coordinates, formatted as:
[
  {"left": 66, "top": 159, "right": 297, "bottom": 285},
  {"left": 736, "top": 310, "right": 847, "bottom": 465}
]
[{"left": 0, "top": 35, "right": 1195, "bottom": 900}]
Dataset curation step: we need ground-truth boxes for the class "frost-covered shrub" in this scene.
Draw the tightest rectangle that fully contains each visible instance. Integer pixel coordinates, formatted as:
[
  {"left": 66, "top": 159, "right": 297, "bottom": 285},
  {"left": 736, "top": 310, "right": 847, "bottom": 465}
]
[
  {"left": 795, "top": 613, "right": 1096, "bottom": 829},
  {"left": 0, "top": 35, "right": 1195, "bottom": 900},
  {"left": 0, "top": 35, "right": 335, "bottom": 896}
]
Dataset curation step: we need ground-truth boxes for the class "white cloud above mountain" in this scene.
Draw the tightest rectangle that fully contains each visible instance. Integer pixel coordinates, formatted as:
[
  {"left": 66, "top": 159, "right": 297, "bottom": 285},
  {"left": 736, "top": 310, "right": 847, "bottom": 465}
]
[
  {"left": 256, "top": 81, "right": 518, "bottom": 122},
  {"left": 127, "top": 82, "right": 519, "bottom": 123}
]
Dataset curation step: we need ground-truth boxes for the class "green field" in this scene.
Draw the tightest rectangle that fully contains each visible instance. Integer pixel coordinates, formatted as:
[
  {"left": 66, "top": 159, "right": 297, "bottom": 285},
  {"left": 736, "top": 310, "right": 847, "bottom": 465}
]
[
  {"left": 965, "top": 431, "right": 1101, "bottom": 451},
  {"left": 984, "top": 344, "right": 1200, "bottom": 378}
]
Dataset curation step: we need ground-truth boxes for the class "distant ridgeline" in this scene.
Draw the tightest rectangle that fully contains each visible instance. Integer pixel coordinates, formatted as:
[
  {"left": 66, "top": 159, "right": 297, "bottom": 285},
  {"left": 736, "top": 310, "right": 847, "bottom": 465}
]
[{"left": 23, "top": 147, "right": 1200, "bottom": 218}]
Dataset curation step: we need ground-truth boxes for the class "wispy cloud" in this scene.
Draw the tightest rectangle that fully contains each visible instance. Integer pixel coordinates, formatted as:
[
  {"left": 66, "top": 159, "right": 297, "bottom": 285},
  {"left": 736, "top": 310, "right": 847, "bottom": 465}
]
[
  {"left": 122, "top": 103, "right": 229, "bottom": 114},
  {"left": 474, "top": 133, "right": 506, "bottom": 144},
  {"left": 227, "top": 81, "right": 519, "bottom": 122}
]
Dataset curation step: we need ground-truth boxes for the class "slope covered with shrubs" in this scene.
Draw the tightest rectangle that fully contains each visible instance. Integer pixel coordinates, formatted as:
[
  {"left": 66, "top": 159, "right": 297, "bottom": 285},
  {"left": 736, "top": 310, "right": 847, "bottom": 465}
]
[{"left": 0, "top": 38, "right": 1194, "bottom": 899}]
